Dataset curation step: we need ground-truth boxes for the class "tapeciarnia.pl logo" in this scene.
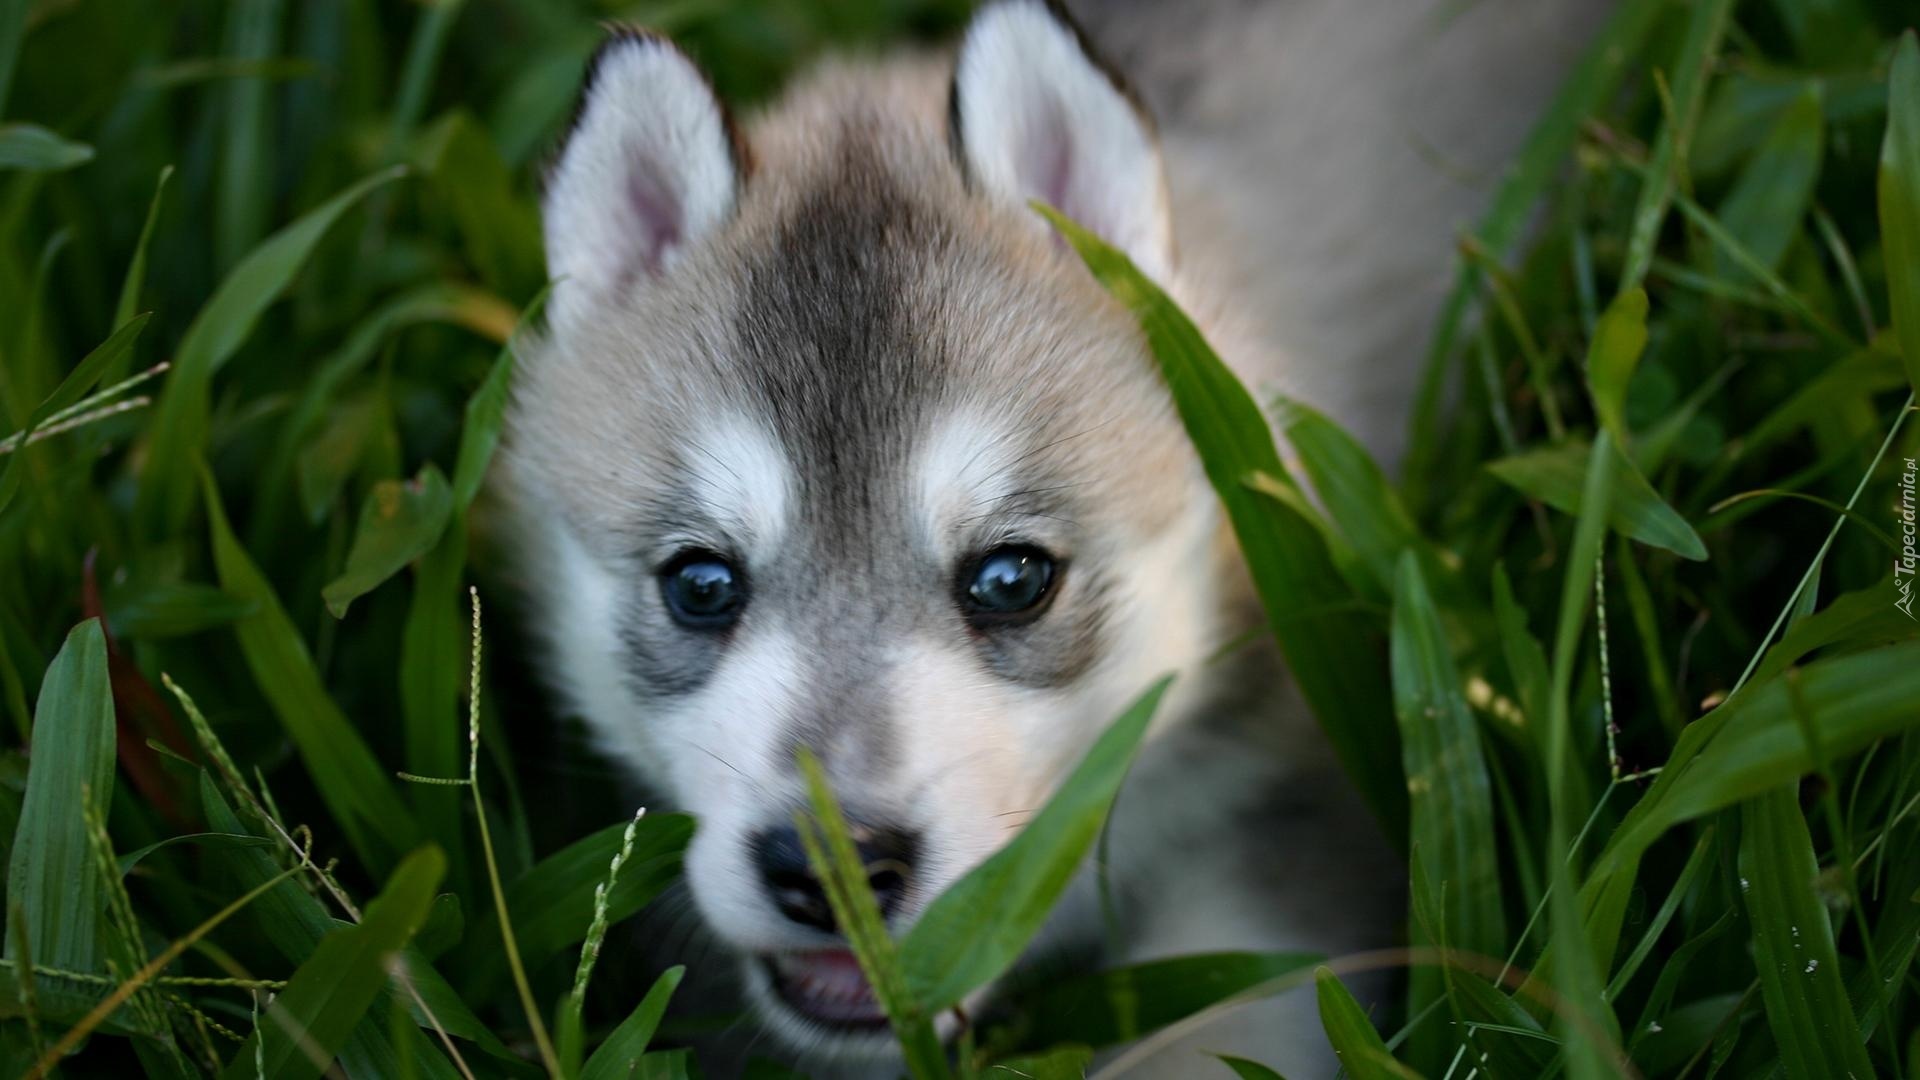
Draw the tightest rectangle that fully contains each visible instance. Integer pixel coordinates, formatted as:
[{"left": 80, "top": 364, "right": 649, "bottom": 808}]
[{"left": 1899, "top": 457, "right": 1917, "bottom": 620}]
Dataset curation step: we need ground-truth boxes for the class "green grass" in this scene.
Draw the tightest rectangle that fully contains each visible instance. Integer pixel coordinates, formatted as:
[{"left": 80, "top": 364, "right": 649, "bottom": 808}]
[{"left": 2, "top": 0, "right": 1919, "bottom": 1077}]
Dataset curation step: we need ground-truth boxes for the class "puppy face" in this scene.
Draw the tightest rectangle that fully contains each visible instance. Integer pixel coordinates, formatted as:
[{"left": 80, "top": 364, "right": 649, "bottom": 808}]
[{"left": 507, "top": 2, "right": 1222, "bottom": 1055}]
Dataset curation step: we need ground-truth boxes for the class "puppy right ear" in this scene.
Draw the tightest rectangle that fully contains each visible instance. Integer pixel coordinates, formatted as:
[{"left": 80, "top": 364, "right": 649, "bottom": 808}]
[{"left": 543, "top": 31, "right": 745, "bottom": 330}]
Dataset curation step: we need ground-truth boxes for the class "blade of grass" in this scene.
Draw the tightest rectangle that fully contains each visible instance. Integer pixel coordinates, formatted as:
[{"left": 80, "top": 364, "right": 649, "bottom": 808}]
[
  {"left": 0, "top": 314, "right": 151, "bottom": 519},
  {"left": 1276, "top": 397, "right": 1437, "bottom": 600},
  {"left": 1039, "top": 202, "right": 1406, "bottom": 840},
  {"left": 1542, "top": 430, "right": 1627, "bottom": 1078},
  {"left": 213, "top": 0, "right": 281, "bottom": 270},
  {"left": 1713, "top": 85, "right": 1823, "bottom": 281},
  {"left": 1619, "top": 0, "right": 1734, "bottom": 291},
  {"left": 458, "top": 589, "right": 560, "bottom": 1078},
  {"left": 138, "top": 166, "right": 404, "bottom": 538},
  {"left": 219, "top": 846, "right": 447, "bottom": 1080},
  {"left": 448, "top": 814, "right": 690, "bottom": 1001},
  {"left": 112, "top": 165, "right": 173, "bottom": 339},
  {"left": 202, "top": 465, "right": 422, "bottom": 873},
  {"left": 898, "top": 676, "right": 1170, "bottom": 1014},
  {"left": 795, "top": 749, "right": 947, "bottom": 1079},
  {"left": 22, "top": 859, "right": 308, "bottom": 1078},
  {"left": 578, "top": 965, "right": 683, "bottom": 1080},
  {"left": 0, "top": 0, "right": 22, "bottom": 116},
  {"left": 322, "top": 465, "right": 453, "bottom": 618},
  {"left": 1406, "top": 0, "right": 1665, "bottom": 482},
  {"left": 1390, "top": 553, "right": 1505, "bottom": 959},
  {"left": 1737, "top": 787, "right": 1874, "bottom": 1079},
  {"left": 0, "top": 125, "right": 93, "bottom": 171},
  {"left": 401, "top": 288, "right": 538, "bottom": 895},
  {"left": 3, "top": 621, "right": 116, "bottom": 1019},
  {"left": 1486, "top": 439, "right": 1708, "bottom": 560},
  {"left": 1317, "top": 966, "right": 1406, "bottom": 1080}
]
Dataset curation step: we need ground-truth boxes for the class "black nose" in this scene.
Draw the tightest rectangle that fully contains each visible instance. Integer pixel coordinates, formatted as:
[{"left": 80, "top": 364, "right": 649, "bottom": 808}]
[{"left": 753, "top": 824, "right": 917, "bottom": 934}]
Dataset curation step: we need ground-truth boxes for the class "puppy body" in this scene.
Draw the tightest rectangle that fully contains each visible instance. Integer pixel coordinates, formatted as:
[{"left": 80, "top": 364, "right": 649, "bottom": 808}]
[{"left": 505, "top": 3, "right": 1603, "bottom": 1075}]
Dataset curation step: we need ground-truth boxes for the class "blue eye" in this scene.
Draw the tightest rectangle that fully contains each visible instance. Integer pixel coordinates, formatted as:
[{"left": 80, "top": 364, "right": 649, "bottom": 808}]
[
  {"left": 965, "top": 546, "right": 1058, "bottom": 620},
  {"left": 661, "top": 552, "right": 745, "bottom": 628}
]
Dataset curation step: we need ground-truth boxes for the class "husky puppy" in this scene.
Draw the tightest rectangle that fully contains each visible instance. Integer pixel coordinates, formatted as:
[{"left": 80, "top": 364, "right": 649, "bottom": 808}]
[{"left": 505, "top": 0, "right": 1603, "bottom": 1074}]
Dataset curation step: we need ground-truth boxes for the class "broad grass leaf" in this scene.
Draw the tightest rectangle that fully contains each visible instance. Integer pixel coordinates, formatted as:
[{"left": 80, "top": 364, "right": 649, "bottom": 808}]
[
  {"left": 0, "top": 313, "right": 151, "bottom": 518},
  {"left": 322, "top": 465, "right": 454, "bottom": 618},
  {"left": 1737, "top": 787, "right": 1874, "bottom": 1078},
  {"left": 899, "top": 676, "right": 1169, "bottom": 1014},
  {"left": 0, "top": 123, "right": 93, "bottom": 170},
  {"left": 220, "top": 846, "right": 447, "bottom": 1080},
  {"left": 1585, "top": 289, "right": 1648, "bottom": 444},
  {"left": 138, "top": 166, "right": 405, "bottom": 538},
  {"left": 203, "top": 466, "right": 422, "bottom": 874},
  {"left": 1748, "top": 573, "right": 1918, "bottom": 686},
  {"left": 1039, "top": 203, "right": 1406, "bottom": 838},
  {"left": 2, "top": 620, "right": 115, "bottom": 1017},
  {"left": 1274, "top": 396, "right": 1433, "bottom": 599},
  {"left": 1714, "top": 86, "right": 1824, "bottom": 281},
  {"left": 1002, "top": 951, "right": 1320, "bottom": 1051},
  {"left": 1315, "top": 967, "right": 1405, "bottom": 1080},
  {"left": 1390, "top": 554, "right": 1504, "bottom": 956},
  {"left": 581, "top": 966, "right": 684, "bottom": 1080},
  {"left": 1486, "top": 439, "right": 1707, "bottom": 560},
  {"left": 1878, "top": 31, "right": 1920, "bottom": 393},
  {"left": 454, "top": 814, "right": 692, "bottom": 1000}
]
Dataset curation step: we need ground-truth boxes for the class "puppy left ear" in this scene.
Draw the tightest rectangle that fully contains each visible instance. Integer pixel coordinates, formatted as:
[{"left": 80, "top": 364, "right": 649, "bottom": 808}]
[
  {"left": 543, "top": 30, "right": 745, "bottom": 331},
  {"left": 950, "top": 0, "right": 1173, "bottom": 282}
]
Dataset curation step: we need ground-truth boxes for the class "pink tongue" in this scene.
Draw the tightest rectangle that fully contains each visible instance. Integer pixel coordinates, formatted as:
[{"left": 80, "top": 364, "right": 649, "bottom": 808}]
[
  {"left": 775, "top": 949, "right": 885, "bottom": 1022},
  {"left": 799, "top": 949, "right": 863, "bottom": 976}
]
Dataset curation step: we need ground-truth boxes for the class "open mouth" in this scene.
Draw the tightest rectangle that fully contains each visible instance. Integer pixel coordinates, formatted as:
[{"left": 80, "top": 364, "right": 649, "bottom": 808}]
[{"left": 760, "top": 949, "right": 890, "bottom": 1030}]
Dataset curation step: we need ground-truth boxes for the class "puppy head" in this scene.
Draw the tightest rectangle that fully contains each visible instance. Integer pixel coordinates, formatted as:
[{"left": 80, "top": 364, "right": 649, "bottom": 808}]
[{"left": 509, "top": 1, "right": 1221, "bottom": 1056}]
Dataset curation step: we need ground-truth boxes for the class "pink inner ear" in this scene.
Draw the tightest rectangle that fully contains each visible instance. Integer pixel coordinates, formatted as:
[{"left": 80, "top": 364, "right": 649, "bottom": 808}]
[
  {"left": 625, "top": 157, "right": 684, "bottom": 278},
  {"left": 1021, "top": 95, "right": 1078, "bottom": 225}
]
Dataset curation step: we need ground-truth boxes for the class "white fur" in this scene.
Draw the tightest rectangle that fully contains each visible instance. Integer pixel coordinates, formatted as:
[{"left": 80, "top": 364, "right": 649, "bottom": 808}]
[
  {"left": 682, "top": 413, "right": 795, "bottom": 561},
  {"left": 543, "top": 35, "right": 738, "bottom": 330},
  {"left": 953, "top": 0, "right": 1174, "bottom": 282},
  {"left": 910, "top": 408, "right": 1024, "bottom": 556}
]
